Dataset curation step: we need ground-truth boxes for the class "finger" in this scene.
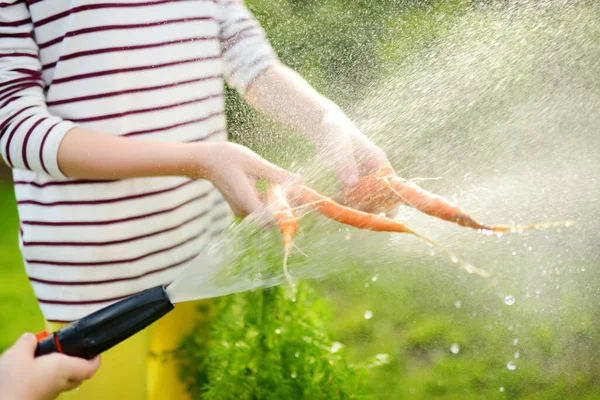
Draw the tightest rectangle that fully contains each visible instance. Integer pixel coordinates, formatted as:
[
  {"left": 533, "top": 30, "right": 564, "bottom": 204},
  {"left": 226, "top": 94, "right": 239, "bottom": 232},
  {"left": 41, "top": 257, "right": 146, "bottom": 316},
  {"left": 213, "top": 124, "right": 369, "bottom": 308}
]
[
  {"left": 50, "top": 353, "right": 101, "bottom": 382},
  {"left": 319, "top": 135, "right": 360, "bottom": 187},
  {"left": 61, "top": 378, "right": 84, "bottom": 393},
  {"left": 227, "top": 174, "right": 265, "bottom": 218},
  {"left": 352, "top": 134, "right": 390, "bottom": 176},
  {"left": 10, "top": 332, "right": 37, "bottom": 355},
  {"left": 385, "top": 204, "right": 399, "bottom": 219},
  {"left": 248, "top": 158, "right": 302, "bottom": 186}
]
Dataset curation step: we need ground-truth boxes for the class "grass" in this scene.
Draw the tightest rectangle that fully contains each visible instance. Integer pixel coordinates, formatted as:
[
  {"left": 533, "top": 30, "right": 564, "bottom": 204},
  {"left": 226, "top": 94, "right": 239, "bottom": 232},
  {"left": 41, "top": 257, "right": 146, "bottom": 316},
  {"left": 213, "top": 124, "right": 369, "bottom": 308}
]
[
  {"left": 1, "top": 180, "right": 599, "bottom": 398},
  {"left": 0, "top": 183, "right": 44, "bottom": 352}
]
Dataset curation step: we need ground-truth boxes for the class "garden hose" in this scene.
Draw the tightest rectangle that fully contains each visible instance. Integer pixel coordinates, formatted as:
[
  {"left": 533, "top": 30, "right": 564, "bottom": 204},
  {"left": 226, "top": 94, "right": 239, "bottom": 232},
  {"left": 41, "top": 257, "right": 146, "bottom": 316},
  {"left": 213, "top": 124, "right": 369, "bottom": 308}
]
[{"left": 34, "top": 285, "right": 174, "bottom": 359}]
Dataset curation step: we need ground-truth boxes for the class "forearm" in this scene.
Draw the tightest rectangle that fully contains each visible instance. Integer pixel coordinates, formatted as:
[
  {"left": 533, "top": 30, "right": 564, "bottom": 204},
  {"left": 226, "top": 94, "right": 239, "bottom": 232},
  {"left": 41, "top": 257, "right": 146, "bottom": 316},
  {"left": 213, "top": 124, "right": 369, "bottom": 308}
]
[
  {"left": 57, "top": 127, "right": 202, "bottom": 180},
  {"left": 244, "top": 64, "right": 348, "bottom": 141}
]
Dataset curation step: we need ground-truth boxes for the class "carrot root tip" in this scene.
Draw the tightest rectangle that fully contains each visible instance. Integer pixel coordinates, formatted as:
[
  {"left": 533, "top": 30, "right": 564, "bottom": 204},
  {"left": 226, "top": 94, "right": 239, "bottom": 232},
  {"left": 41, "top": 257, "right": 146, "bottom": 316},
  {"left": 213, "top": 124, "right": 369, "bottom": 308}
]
[{"left": 282, "top": 245, "right": 297, "bottom": 294}]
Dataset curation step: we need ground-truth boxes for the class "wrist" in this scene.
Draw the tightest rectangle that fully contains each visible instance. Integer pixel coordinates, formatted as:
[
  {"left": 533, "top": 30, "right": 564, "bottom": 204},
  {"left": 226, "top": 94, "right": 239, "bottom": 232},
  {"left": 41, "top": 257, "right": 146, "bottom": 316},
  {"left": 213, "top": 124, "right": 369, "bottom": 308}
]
[{"left": 179, "top": 142, "right": 225, "bottom": 181}]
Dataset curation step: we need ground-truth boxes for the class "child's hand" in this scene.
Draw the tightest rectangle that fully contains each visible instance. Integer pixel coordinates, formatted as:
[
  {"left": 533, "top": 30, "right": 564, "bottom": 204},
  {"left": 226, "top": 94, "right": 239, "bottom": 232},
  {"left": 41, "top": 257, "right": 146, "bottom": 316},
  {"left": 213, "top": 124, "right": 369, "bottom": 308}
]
[
  {"left": 312, "top": 112, "right": 396, "bottom": 212},
  {"left": 315, "top": 111, "right": 390, "bottom": 188},
  {"left": 196, "top": 142, "right": 302, "bottom": 217},
  {"left": 312, "top": 112, "right": 398, "bottom": 217},
  {"left": 0, "top": 333, "right": 101, "bottom": 400}
]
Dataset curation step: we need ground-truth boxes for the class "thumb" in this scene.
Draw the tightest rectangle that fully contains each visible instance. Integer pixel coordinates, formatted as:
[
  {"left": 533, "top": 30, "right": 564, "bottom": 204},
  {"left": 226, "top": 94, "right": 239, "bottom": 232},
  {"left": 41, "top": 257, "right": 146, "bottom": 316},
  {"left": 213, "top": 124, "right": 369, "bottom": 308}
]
[{"left": 11, "top": 332, "right": 37, "bottom": 355}]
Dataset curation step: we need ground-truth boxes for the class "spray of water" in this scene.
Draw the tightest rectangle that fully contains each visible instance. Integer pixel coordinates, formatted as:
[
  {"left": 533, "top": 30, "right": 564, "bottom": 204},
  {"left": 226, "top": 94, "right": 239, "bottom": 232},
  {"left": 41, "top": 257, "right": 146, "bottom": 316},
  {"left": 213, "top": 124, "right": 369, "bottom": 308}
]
[{"left": 170, "top": 0, "right": 599, "bottom": 327}]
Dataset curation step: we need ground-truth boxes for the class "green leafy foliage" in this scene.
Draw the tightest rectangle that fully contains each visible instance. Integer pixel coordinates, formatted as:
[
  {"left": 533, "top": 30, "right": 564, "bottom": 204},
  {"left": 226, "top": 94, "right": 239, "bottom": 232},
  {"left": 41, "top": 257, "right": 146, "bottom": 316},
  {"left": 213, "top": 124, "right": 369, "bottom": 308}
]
[
  {"left": 177, "top": 283, "right": 378, "bottom": 400},
  {"left": 174, "top": 231, "right": 385, "bottom": 400},
  {"left": 173, "top": 219, "right": 389, "bottom": 399}
]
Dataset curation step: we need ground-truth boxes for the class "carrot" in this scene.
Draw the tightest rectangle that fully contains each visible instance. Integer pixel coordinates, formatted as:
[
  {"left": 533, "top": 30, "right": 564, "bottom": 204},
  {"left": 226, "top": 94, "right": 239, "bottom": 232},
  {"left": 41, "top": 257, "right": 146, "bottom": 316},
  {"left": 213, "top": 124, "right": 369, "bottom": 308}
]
[
  {"left": 347, "top": 166, "right": 570, "bottom": 233},
  {"left": 266, "top": 184, "right": 299, "bottom": 291},
  {"left": 292, "top": 184, "right": 490, "bottom": 278},
  {"left": 343, "top": 165, "right": 400, "bottom": 215}
]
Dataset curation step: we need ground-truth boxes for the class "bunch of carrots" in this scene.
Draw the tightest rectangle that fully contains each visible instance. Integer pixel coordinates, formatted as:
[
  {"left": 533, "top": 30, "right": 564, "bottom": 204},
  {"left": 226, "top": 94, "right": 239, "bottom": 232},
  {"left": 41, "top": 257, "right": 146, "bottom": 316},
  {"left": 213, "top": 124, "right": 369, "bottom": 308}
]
[{"left": 266, "top": 165, "right": 569, "bottom": 291}]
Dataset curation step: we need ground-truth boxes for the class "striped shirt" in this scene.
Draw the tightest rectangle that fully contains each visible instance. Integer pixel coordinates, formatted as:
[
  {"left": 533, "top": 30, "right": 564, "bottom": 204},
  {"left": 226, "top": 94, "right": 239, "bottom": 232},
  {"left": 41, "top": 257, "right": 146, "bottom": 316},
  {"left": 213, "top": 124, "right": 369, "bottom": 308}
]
[{"left": 0, "top": 0, "right": 280, "bottom": 322}]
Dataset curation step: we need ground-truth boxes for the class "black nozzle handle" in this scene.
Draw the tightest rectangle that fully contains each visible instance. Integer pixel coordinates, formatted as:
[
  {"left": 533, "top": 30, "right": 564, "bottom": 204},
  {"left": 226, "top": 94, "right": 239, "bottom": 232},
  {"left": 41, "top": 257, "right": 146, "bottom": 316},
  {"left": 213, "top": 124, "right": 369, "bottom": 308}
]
[{"left": 35, "top": 285, "right": 174, "bottom": 359}]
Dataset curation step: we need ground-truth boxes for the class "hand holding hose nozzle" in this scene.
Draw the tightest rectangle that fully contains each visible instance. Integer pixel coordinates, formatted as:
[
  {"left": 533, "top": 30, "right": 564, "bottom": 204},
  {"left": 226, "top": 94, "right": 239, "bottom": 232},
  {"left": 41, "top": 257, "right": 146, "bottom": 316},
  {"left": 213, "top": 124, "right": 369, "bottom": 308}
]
[{"left": 35, "top": 286, "right": 174, "bottom": 359}]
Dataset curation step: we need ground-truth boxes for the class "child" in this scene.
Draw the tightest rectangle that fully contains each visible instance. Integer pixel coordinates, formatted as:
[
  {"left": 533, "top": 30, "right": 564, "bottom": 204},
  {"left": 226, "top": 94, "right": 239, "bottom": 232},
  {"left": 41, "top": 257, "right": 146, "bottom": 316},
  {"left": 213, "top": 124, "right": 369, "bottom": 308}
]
[
  {"left": 0, "top": 0, "right": 390, "bottom": 398},
  {"left": 0, "top": 333, "right": 101, "bottom": 399}
]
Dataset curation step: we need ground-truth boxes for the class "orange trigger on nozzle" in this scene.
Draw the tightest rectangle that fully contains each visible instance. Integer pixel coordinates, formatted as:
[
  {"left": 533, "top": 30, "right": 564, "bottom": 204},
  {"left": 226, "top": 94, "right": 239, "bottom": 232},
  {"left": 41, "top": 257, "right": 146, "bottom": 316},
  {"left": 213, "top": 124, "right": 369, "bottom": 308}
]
[{"left": 35, "top": 330, "right": 50, "bottom": 342}]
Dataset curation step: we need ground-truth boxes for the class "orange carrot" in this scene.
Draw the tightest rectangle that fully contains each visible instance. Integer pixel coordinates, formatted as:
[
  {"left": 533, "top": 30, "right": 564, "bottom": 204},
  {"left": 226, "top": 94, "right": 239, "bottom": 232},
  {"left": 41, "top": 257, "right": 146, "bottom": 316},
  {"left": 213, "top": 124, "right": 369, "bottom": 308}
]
[
  {"left": 266, "top": 184, "right": 299, "bottom": 291},
  {"left": 343, "top": 165, "right": 399, "bottom": 214},
  {"left": 347, "top": 166, "right": 569, "bottom": 233},
  {"left": 295, "top": 185, "right": 415, "bottom": 233},
  {"left": 292, "top": 184, "right": 489, "bottom": 278}
]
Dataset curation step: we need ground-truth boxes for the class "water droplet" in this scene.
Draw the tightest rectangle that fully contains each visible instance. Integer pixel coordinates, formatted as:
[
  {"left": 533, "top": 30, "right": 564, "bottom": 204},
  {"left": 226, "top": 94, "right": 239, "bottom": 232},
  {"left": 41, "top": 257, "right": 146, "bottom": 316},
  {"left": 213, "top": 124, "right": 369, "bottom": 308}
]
[
  {"left": 291, "top": 297, "right": 297, "bottom": 302},
  {"left": 480, "top": 229, "right": 494, "bottom": 236},
  {"left": 451, "top": 256, "right": 459, "bottom": 263},
  {"left": 364, "top": 310, "right": 373, "bottom": 319},
  {"left": 528, "top": 246, "right": 532, "bottom": 251},
  {"left": 465, "top": 264, "right": 475, "bottom": 274},
  {"left": 375, "top": 354, "right": 389, "bottom": 364},
  {"left": 504, "top": 295, "right": 516, "bottom": 306},
  {"left": 330, "top": 342, "right": 343, "bottom": 353},
  {"left": 372, "top": 274, "right": 379, "bottom": 282},
  {"left": 511, "top": 251, "right": 517, "bottom": 256},
  {"left": 499, "top": 387, "right": 505, "bottom": 392},
  {"left": 581, "top": 267, "right": 586, "bottom": 272},
  {"left": 365, "top": 282, "right": 370, "bottom": 288},
  {"left": 295, "top": 352, "right": 300, "bottom": 358},
  {"left": 513, "top": 338, "right": 519, "bottom": 346},
  {"left": 495, "top": 232, "right": 504, "bottom": 238},
  {"left": 450, "top": 343, "right": 460, "bottom": 354},
  {"left": 508, "top": 324, "right": 514, "bottom": 331},
  {"left": 275, "top": 328, "right": 281, "bottom": 335},
  {"left": 345, "top": 232, "right": 352, "bottom": 240},
  {"left": 291, "top": 372, "right": 297, "bottom": 379},
  {"left": 535, "top": 289, "right": 541, "bottom": 295},
  {"left": 455, "top": 300, "right": 462, "bottom": 308},
  {"left": 507, "top": 360, "right": 517, "bottom": 371},
  {"left": 514, "top": 351, "right": 520, "bottom": 359}
]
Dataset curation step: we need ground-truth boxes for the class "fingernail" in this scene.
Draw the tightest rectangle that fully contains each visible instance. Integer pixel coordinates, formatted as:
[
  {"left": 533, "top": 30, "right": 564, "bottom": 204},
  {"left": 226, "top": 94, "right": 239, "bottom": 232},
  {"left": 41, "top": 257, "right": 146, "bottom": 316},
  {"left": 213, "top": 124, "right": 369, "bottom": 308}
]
[{"left": 344, "top": 173, "right": 359, "bottom": 187}]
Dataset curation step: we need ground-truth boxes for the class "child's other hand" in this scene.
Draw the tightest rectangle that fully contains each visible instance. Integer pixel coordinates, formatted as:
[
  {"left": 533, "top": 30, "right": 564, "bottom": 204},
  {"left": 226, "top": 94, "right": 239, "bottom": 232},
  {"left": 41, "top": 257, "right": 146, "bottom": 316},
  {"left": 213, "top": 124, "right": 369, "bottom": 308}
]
[
  {"left": 0, "top": 333, "right": 101, "bottom": 400},
  {"left": 313, "top": 111, "right": 390, "bottom": 188},
  {"left": 312, "top": 112, "right": 398, "bottom": 217},
  {"left": 196, "top": 142, "right": 302, "bottom": 217}
]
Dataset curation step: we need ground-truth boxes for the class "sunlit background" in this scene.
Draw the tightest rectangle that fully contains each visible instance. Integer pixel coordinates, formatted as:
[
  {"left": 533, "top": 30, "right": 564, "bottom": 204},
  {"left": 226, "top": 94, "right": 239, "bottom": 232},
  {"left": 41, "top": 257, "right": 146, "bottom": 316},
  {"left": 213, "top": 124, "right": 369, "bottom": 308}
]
[{"left": 1, "top": 0, "right": 599, "bottom": 398}]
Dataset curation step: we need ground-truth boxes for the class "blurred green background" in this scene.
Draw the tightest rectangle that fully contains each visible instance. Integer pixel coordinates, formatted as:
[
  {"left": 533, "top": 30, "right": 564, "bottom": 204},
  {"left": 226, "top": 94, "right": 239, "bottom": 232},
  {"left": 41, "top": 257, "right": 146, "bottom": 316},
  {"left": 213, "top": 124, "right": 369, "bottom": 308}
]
[{"left": 2, "top": 0, "right": 599, "bottom": 399}]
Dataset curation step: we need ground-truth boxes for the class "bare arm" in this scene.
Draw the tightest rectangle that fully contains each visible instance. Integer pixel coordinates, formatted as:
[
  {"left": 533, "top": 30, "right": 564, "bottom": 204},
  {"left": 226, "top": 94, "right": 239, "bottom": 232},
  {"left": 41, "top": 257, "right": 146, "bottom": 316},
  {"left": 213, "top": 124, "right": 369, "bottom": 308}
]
[
  {"left": 56, "top": 127, "right": 202, "bottom": 180},
  {"left": 55, "top": 128, "right": 299, "bottom": 216},
  {"left": 244, "top": 64, "right": 342, "bottom": 142},
  {"left": 244, "top": 64, "right": 389, "bottom": 186}
]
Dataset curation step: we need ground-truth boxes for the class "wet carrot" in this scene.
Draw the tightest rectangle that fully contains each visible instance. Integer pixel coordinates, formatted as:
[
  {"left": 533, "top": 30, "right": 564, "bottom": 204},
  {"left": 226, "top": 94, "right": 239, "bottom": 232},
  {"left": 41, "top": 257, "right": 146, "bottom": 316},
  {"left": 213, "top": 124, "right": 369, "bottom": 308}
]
[
  {"left": 295, "top": 185, "right": 415, "bottom": 233},
  {"left": 385, "top": 177, "right": 490, "bottom": 230},
  {"left": 343, "top": 166, "right": 399, "bottom": 214},
  {"left": 293, "top": 185, "right": 490, "bottom": 278},
  {"left": 266, "top": 184, "right": 299, "bottom": 291},
  {"left": 348, "top": 166, "right": 569, "bottom": 233}
]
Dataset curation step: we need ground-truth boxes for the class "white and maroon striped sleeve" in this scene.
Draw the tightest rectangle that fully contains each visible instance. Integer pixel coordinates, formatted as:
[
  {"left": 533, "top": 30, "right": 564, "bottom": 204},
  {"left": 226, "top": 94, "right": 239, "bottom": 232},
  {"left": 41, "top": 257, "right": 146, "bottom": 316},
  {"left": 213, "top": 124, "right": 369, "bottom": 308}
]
[
  {"left": 218, "top": 0, "right": 280, "bottom": 94},
  {"left": 0, "top": 0, "right": 75, "bottom": 178}
]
